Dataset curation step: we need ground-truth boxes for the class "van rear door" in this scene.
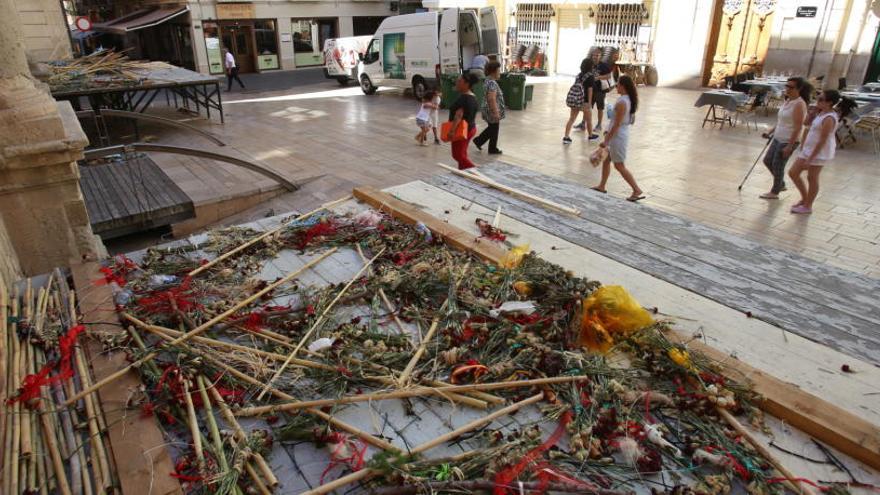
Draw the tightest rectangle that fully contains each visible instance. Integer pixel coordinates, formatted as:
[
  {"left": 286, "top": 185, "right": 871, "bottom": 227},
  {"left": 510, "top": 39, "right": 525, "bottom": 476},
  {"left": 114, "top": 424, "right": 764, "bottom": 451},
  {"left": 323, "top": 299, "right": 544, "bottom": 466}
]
[
  {"left": 439, "top": 8, "right": 460, "bottom": 74},
  {"left": 479, "top": 7, "right": 500, "bottom": 58}
]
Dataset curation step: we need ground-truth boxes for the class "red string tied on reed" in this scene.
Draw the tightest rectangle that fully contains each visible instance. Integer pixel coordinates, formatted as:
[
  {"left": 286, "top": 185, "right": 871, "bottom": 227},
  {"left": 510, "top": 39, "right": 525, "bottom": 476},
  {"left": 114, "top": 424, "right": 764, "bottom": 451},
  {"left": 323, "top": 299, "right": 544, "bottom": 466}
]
[
  {"left": 7, "top": 324, "right": 86, "bottom": 406},
  {"left": 493, "top": 410, "right": 574, "bottom": 495}
]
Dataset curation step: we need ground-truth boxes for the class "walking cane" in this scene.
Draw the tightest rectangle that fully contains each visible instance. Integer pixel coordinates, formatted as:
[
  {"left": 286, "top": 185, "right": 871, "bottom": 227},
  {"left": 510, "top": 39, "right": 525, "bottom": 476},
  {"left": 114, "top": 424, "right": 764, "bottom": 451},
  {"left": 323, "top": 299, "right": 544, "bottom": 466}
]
[{"left": 738, "top": 136, "right": 773, "bottom": 190}]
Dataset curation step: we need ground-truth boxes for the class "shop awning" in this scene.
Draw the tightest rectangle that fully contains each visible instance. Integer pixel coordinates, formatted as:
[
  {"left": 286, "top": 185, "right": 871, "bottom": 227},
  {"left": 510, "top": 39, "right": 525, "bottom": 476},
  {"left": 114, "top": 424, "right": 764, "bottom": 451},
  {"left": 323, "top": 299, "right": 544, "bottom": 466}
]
[{"left": 94, "top": 7, "right": 189, "bottom": 35}]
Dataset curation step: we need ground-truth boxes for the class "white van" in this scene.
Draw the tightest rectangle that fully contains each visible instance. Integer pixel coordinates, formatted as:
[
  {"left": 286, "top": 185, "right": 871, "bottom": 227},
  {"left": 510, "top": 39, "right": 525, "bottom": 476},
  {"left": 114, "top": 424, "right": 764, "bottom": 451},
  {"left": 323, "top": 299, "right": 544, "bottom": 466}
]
[
  {"left": 358, "top": 7, "right": 500, "bottom": 99},
  {"left": 323, "top": 36, "right": 372, "bottom": 85}
]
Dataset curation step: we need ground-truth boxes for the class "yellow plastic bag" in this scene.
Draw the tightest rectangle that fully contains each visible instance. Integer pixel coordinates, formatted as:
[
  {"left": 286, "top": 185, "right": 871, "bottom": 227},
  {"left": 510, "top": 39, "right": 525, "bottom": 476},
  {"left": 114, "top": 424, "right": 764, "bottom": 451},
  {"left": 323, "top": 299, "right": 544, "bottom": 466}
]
[
  {"left": 502, "top": 244, "right": 530, "bottom": 269},
  {"left": 578, "top": 286, "right": 653, "bottom": 353}
]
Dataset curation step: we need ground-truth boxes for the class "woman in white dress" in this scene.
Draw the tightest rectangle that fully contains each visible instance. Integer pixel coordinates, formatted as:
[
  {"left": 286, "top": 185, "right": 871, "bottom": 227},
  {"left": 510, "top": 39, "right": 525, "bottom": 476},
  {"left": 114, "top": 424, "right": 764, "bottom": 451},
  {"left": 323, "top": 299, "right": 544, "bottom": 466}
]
[
  {"left": 592, "top": 75, "right": 644, "bottom": 202},
  {"left": 787, "top": 89, "right": 840, "bottom": 215}
]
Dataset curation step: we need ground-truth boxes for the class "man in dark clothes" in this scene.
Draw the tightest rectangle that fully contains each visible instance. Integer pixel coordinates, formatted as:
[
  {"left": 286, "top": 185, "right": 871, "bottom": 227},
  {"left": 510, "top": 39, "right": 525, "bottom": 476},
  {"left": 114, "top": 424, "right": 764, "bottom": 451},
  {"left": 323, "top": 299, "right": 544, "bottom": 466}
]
[{"left": 576, "top": 49, "right": 613, "bottom": 131}]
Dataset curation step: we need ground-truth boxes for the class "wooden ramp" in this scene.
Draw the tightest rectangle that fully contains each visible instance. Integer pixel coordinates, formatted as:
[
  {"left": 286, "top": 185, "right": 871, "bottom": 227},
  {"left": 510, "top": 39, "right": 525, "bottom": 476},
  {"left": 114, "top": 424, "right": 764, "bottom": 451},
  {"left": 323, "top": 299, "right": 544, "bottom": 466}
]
[
  {"left": 80, "top": 154, "right": 194, "bottom": 239},
  {"left": 426, "top": 162, "right": 880, "bottom": 366}
]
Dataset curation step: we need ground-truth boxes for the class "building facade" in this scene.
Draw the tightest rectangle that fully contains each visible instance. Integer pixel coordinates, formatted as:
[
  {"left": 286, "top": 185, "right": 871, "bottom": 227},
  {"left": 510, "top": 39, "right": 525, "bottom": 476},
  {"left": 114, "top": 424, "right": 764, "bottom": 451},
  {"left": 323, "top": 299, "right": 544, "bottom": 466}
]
[
  {"left": 502, "top": 0, "right": 879, "bottom": 87},
  {"left": 76, "top": 0, "right": 395, "bottom": 74},
  {"left": 13, "top": 0, "right": 72, "bottom": 61}
]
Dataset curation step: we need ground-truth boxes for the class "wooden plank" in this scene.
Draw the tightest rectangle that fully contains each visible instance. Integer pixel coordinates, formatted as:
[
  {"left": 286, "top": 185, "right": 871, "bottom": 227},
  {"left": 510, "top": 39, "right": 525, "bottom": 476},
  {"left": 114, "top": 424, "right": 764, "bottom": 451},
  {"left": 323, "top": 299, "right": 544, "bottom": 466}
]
[
  {"left": 428, "top": 173, "right": 880, "bottom": 364},
  {"left": 353, "top": 186, "right": 506, "bottom": 264},
  {"left": 352, "top": 185, "right": 880, "bottom": 472},
  {"left": 70, "top": 260, "right": 183, "bottom": 495}
]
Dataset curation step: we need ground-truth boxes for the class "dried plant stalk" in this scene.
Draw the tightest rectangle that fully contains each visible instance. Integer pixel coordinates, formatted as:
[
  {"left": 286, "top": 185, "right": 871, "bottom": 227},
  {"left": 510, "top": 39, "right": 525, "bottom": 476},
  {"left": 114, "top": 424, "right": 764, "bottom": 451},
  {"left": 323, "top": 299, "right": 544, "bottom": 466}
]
[
  {"left": 65, "top": 248, "right": 338, "bottom": 407},
  {"left": 257, "top": 247, "right": 386, "bottom": 400}
]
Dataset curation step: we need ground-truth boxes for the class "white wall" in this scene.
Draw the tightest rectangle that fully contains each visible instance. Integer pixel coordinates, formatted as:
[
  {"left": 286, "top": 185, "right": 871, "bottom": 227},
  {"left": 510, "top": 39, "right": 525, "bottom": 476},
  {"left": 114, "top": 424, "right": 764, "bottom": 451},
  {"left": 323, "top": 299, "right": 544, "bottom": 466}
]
[
  {"left": 651, "top": 0, "right": 716, "bottom": 88},
  {"left": 764, "top": 0, "right": 879, "bottom": 85}
]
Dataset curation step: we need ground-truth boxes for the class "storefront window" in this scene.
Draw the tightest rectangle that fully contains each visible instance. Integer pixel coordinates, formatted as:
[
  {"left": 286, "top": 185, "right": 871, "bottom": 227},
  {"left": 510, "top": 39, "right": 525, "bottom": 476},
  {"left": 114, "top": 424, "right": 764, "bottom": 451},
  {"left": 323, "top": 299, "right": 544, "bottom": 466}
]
[
  {"left": 254, "top": 20, "right": 279, "bottom": 70},
  {"left": 203, "top": 21, "right": 224, "bottom": 74},
  {"left": 291, "top": 18, "right": 337, "bottom": 67}
]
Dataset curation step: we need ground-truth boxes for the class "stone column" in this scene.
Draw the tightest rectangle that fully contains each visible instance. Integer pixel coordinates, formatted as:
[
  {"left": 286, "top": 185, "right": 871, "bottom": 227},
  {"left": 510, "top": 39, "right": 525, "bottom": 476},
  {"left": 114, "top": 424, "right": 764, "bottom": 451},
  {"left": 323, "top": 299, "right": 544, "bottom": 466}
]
[{"left": 0, "top": 0, "right": 99, "bottom": 275}]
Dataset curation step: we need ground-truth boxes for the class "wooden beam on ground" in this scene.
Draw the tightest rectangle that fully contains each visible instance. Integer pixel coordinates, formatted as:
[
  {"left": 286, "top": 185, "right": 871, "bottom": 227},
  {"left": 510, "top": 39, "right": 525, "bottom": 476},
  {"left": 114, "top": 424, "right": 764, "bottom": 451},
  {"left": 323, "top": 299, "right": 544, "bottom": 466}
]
[
  {"left": 70, "top": 260, "right": 183, "bottom": 495},
  {"left": 352, "top": 186, "right": 507, "bottom": 264},
  {"left": 436, "top": 163, "right": 581, "bottom": 216},
  {"left": 350, "top": 186, "right": 880, "bottom": 472}
]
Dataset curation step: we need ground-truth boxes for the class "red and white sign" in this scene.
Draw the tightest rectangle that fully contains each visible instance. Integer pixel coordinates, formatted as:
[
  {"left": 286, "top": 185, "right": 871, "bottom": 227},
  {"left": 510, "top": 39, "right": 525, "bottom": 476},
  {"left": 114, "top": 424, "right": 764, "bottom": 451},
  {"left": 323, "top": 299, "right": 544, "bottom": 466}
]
[{"left": 74, "top": 16, "right": 92, "bottom": 32}]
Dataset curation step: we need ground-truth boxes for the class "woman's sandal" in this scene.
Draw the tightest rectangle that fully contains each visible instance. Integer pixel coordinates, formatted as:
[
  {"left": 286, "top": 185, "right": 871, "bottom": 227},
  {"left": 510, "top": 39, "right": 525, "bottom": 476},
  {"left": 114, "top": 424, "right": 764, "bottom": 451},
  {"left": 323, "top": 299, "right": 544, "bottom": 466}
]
[
  {"left": 590, "top": 187, "right": 607, "bottom": 194},
  {"left": 626, "top": 195, "right": 646, "bottom": 202}
]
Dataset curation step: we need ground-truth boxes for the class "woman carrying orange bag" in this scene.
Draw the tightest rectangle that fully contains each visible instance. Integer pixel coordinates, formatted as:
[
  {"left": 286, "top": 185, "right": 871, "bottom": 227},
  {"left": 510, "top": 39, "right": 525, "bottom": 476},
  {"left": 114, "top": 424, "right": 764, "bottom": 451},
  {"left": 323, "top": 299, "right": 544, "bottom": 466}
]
[{"left": 447, "top": 72, "right": 480, "bottom": 170}]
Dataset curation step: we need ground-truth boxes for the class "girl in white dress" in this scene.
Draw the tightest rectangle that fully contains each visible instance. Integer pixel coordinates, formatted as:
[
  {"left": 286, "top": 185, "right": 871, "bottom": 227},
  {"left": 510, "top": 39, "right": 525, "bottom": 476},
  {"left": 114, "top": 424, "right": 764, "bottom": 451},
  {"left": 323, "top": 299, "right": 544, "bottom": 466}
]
[
  {"left": 787, "top": 89, "right": 840, "bottom": 215},
  {"left": 592, "top": 75, "right": 644, "bottom": 202}
]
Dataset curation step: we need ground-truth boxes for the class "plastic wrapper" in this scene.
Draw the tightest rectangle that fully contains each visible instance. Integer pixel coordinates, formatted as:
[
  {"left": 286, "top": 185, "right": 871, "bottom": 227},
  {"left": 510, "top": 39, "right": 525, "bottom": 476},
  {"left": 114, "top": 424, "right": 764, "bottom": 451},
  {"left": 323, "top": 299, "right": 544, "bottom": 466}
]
[
  {"left": 502, "top": 244, "right": 530, "bottom": 269},
  {"left": 589, "top": 146, "right": 607, "bottom": 167},
  {"left": 578, "top": 285, "right": 653, "bottom": 353}
]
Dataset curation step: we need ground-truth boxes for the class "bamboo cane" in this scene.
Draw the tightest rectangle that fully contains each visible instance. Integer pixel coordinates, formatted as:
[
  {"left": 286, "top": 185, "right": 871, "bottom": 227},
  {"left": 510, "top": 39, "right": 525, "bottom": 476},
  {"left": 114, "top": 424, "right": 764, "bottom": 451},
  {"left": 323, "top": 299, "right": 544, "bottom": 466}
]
[
  {"left": 63, "top": 376, "right": 94, "bottom": 495},
  {"left": 64, "top": 248, "right": 338, "bottom": 407},
  {"left": 182, "top": 379, "right": 206, "bottom": 472},
  {"left": 717, "top": 408, "right": 817, "bottom": 495},
  {"left": 188, "top": 195, "right": 352, "bottom": 277},
  {"left": 416, "top": 392, "right": 542, "bottom": 454},
  {"left": 1, "top": 314, "right": 13, "bottom": 495},
  {"left": 300, "top": 393, "right": 544, "bottom": 495},
  {"left": 34, "top": 418, "right": 48, "bottom": 495},
  {"left": 135, "top": 317, "right": 489, "bottom": 410},
  {"left": 9, "top": 291, "right": 21, "bottom": 495},
  {"left": 257, "top": 247, "right": 386, "bottom": 400},
  {"left": 397, "top": 262, "right": 470, "bottom": 387},
  {"left": 39, "top": 399, "right": 73, "bottom": 495},
  {"left": 20, "top": 290, "right": 34, "bottom": 460},
  {"left": 74, "top": 346, "right": 111, "bottom": 494},
  {"left": 237, "top": 376, "right": 583, "bottom": 417},
  {"left": 244, "top": 462, "right": 272, "bottom": 495},
  {"left": 206, "top": 384, "right": 279, "bottom": 487},
  {"left": 0, "top": 283, "right": 7, "bottom": 455},
  {"left": 33, "top": 346, "right": 56, "bottom": 495},
  {"left": 26, "top": 341, "right": 39, "bottom": 494},
  {"left": 196, "top": 376, "right": 227, "bottom": 471},
  {"left": 1, "top": 290, "right": 10, "bottom": 494}
]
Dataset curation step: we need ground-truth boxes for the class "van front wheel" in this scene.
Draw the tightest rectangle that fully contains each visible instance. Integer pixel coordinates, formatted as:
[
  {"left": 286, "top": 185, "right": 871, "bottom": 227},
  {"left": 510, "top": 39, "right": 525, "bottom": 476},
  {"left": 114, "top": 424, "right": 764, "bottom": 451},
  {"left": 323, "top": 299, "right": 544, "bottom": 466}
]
[
  {"left": 360, "top": 75, "right": 377, "bottom": 95},
  {"left": 412, "top": 77, "right": 427, "bottom": 100}
]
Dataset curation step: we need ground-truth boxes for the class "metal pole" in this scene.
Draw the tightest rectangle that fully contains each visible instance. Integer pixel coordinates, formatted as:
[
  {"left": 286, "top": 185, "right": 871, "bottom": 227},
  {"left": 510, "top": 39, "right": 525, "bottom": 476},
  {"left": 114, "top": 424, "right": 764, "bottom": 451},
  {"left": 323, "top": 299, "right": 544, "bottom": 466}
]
[{"left": 806, "top": 0, "right": 832, "bottom": 78}]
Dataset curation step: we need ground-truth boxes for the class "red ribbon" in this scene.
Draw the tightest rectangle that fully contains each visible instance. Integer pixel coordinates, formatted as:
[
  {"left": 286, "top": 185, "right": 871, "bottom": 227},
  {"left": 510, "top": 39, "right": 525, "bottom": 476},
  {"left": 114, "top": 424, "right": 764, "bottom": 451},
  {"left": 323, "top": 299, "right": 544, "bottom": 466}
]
[
  {"left": 8, "top": 325, "right": 86, "bottom": 406},
  {"left": 136, "top": 276, "right": 203, "bottom": 315},
  {"left": 94, "top": 255, "right": 138, "bottom": 286},
  {"left": 319, "top": 433, "right": 367, "bottom": 484},
  {"left": 493, "top": 410, "right": 573, "bottom": 494}
]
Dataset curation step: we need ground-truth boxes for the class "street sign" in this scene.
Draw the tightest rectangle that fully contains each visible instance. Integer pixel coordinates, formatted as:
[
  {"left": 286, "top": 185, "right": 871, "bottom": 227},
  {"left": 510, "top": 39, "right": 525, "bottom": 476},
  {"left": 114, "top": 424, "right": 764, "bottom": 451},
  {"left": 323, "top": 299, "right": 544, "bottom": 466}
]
[
  {"left": 796, "top": 6, "right": 818, "bottom": 17},
  {"left": 74, "top": 16, "right": 92, "bottom": 31}
]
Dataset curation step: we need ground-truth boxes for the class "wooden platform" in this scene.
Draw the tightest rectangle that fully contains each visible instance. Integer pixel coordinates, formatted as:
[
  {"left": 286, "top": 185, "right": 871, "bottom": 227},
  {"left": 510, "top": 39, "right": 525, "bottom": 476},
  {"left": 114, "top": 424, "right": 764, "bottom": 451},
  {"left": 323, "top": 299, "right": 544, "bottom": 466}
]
[
  {"left": 425, "top": 162, "right": 880, "bottom": 366},
  {"left": 80, "top": 154, "right": 194, "bottom": 239}
]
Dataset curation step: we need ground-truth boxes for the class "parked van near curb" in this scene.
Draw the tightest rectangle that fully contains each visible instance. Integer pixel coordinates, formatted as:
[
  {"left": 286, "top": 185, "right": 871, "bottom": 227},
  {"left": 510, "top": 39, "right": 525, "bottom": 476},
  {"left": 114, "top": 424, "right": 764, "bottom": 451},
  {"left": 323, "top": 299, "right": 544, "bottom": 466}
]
[
  {"left": 323, "top": 36, "right": 372, "bottom": 85},
  {"left": 358, "top": 8, "right": 500, "bottom": 99}
]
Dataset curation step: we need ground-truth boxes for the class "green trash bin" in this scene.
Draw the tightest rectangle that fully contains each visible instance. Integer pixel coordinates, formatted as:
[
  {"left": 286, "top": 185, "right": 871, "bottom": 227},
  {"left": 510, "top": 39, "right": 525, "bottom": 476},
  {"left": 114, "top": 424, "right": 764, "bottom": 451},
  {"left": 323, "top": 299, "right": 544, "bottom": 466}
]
[
  {"left": 440, "top": 73, "right": 486, "bottom": 109},
  {"left": 439, "top": 73, "right": 459, "bottom": 109},
  {"left": 500, "top": 73, "right": 528, "bottom": 110},
  {"left": 524, "top": 84, "right": 534, "bottom": 109}
]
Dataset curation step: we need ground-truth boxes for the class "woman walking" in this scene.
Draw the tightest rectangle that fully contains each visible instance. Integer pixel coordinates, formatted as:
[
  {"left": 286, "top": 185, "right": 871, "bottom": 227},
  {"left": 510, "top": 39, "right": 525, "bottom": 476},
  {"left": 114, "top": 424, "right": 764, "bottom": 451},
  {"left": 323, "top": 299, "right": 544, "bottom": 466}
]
[
  {"left": 788, "top": 89, "right": 840, "bottom": 214},
  {"left": 447, "top": 72, "right": 480, "bottom": 170},
  {"left": 759, "top": 77, "right": 810, "bottom": 199},
  {"left": 474, "top": 61, "right": 505, "bottom": 154},
  {"left": 592, "top": 75, "right": 644, "bottom": 202}
]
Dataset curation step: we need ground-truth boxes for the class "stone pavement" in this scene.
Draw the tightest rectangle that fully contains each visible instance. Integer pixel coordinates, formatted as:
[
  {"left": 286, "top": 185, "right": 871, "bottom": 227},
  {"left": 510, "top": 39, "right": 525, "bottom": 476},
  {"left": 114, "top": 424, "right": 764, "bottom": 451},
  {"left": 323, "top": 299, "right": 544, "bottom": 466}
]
[{"left": 120, "top": 74, "right": 880, "bottom": 277}]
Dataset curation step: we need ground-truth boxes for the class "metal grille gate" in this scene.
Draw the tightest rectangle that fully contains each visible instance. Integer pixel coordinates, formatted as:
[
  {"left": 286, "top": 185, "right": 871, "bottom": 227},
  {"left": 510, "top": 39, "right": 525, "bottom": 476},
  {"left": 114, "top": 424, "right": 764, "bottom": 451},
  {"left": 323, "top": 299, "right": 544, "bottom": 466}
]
[
  {"left": 512, "top": 3, "right": 554, "bottom": 51},
  {"left": 594, "top": 3, "right": 647, "bottom": 48}
]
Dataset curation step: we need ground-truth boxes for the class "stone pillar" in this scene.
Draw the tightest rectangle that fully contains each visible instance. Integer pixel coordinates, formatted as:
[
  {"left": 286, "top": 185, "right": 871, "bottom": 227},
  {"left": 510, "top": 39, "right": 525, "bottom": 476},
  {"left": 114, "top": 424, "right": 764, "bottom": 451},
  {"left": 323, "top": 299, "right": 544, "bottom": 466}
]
[{"left": 0, "top": 0, "right": 99, "bottom": 276}]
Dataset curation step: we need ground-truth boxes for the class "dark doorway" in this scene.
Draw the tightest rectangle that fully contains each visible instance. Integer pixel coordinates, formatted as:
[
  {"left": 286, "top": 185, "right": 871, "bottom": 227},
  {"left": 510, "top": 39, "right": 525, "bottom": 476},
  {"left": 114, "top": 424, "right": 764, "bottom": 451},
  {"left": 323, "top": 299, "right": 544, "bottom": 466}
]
[
  {"left": 353, "top": 16, "right": 387, "bottom": 36},
  {"left": 221, "top": 23, "right": 256, "bottom": 73},
  {"left": 865, "top": 26, "right": 880, "bottom": 84}
]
